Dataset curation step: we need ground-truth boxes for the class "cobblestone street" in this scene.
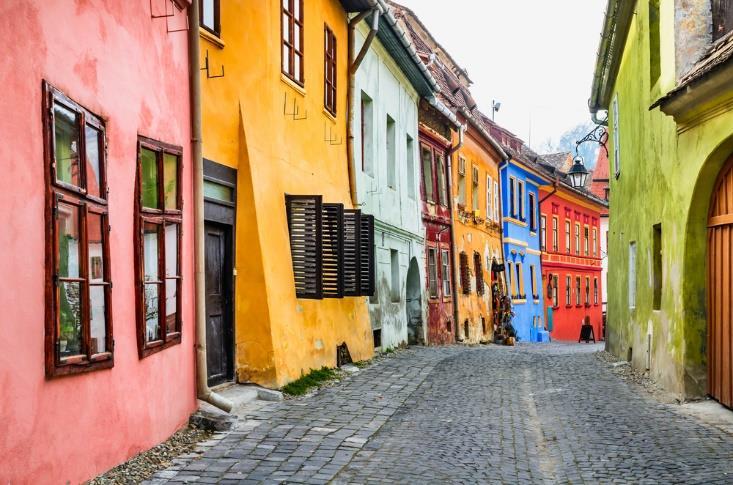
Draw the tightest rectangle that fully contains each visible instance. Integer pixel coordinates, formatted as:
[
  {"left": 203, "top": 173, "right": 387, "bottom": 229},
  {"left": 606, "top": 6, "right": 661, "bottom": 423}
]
[{"left": 148, "top": 344, "right": 733, "bottom": 484}]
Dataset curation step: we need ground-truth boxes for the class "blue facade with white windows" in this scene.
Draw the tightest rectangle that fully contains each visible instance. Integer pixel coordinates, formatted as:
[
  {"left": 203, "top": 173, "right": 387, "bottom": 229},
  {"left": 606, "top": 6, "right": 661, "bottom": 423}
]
[{"left": 500, "top": 159, "right": 550, "bottom": 342}]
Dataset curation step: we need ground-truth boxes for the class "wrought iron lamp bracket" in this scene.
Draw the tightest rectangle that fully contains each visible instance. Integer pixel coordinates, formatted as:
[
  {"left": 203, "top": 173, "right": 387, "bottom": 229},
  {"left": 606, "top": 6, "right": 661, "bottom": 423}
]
[{"left": 575, "top": 124, "right": 608, "bottom": 157}]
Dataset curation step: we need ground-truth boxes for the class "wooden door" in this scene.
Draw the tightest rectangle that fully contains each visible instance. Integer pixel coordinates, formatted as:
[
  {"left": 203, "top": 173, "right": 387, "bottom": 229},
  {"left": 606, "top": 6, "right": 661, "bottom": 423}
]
[
  {"left": 205, "top": 223, "right": 233, "bottom": 386},
  {"left": 708, "top": 159, "right": 733, "bottom": 408}
]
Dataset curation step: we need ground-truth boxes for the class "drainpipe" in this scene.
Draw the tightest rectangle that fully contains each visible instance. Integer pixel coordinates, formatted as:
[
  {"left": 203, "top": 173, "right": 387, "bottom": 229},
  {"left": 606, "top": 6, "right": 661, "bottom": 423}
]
[
  {"left": 498, "top": 160, "right": 510, "bottom": 297},
  {"left": 347, "top": 4, "right": 381, "bottom": 207},
  {"left": 188, "top": 1, "right": 233, "bottom": 413},
  {"left": 444, "top": 127, "right": 463, "bottom": 342},
  {"left": 539, "top": 177, "right": 559, "bottom": 204}
]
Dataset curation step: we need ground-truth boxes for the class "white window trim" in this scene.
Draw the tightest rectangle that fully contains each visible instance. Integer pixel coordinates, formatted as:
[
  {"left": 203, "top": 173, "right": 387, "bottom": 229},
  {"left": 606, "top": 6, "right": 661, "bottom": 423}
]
[{"left": 613, "top": 94, "right": 621, "bottom": 179}]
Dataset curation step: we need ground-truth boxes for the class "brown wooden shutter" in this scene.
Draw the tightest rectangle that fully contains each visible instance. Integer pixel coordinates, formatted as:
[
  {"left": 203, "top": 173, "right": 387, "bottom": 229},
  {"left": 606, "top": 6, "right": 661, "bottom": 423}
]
[
  {"left": 713, "top": 0, "right": 733, "bottom": 42},
  {"left": 343, "top": 209, "right": 361, "bottom": 296},
  {"left": 322, "top": 203, "right": 344, "bottom": 298},
  {"left": 358, "top": 214, "right": 375, "bottom": 296},
  {"left": 460, "top": 252, "right": 470, "bottom": 295},
  {"left": 474, "top": 252, "right": 484, "bottom": 296},
  {"left": 285, "top": 195, "right": 323, "bottom": 299}
]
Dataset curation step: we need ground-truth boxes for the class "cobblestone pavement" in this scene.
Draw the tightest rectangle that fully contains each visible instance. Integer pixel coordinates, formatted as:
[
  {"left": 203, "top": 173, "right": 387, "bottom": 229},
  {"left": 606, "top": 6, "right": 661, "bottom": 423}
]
[{"left": 148, "top": 343, "right": 733, "bottom": 484}]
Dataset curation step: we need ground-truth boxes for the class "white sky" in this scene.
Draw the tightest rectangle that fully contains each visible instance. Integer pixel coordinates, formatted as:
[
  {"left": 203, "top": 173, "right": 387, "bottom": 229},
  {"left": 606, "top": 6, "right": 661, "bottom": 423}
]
[{"left": 395, "top": 0, "right": 607, "bottom": 150}]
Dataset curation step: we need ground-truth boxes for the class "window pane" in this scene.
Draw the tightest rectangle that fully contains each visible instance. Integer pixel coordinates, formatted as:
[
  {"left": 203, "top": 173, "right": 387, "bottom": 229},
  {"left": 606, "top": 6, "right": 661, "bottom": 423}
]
[
  {"left": 283, "top": 43, "right": 290, "bottom": 72},
  {"left": 58, "top": 281, "right": 82, "bottom": 358},
  {"left": 85, "top": 125, "right": 102, "bottom": 198},
  {"left": 54, "top": 103, "right": 81, "bottom": 187},
  {"left": 294, "top": 54, "right": 302, "bottom": 81},
  {"left": 141, "top": 148, "right": 159, "bottom": 209},
  {"left": 90, "top": 285, "right": 106, "bottom": 354},
  {"left": 88, "top": 212, "right": 105, "bottom": 283},
  {"left": 163, "top": 153, "right": 178, "bottom": 210},
  {"left": 166, "top": 279, "right": 177, "bottom": 335},
  {"left": 421, "top": 147, "right": 434, "bottom": 202},
  {"left": 202, "top": 0, "right": 214, "bottom": 30},
  {"left": 144, "top": 283, "right": 160, "bottom": 342},
  {"left": 437, "top": 156, "right": 447, "bottom": 206},
  {"left": 293, "top": 0, "right": 300, "bottom": 18},
  {"left": 143, "top": 222, "right": 159, "bottom": 281},
  {"left": 203, "top": 180, "right": 234, "bottom": 202},
  {"left": 165, "top": 224, "right": 179, "bottom": 277},
  {"left": 428, "top": 249, "right": 438, "bottom": 297},
  {"left": 294, "top": 23, "right": 301, "bottom": 50},
  {"left": 58, "top": 203, "right": 81, "bottom": 278}
]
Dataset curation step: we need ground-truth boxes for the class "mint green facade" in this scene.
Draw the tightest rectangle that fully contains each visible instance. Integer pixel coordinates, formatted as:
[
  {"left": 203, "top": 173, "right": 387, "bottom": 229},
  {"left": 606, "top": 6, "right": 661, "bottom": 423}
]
[{"left": 592, "top": 0, "right": 733, "bottom": 399}]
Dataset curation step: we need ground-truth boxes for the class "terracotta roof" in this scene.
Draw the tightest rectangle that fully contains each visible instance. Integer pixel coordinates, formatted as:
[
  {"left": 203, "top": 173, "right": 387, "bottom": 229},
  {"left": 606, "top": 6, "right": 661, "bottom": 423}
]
[
  {"left": 541, "top": 152, "right": 573, "bottom": 173},
  {"left": 652, "top": 32, "right": 733, "bottom": 108}
]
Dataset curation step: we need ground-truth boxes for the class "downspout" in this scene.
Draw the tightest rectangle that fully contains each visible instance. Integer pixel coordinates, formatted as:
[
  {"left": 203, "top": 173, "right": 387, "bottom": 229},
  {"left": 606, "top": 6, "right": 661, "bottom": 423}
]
[
  {"left": 347, "top": 5, "right": 381, "bottom": 207},
  {"left": 498, "top": 159, "right": 510, "bottom": 297},
  {"left": 188, "top": 1, "right": 233, "bottom": 413},
  {"left": 445, "top": 125, "right": 464, "bottom": 341}
]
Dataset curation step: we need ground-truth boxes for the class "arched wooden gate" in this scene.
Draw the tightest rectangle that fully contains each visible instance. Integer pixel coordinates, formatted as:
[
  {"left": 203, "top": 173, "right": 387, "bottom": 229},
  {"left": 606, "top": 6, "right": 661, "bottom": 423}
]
[{"left": 708, "top": 158, "right": 733, "bottom": 408}]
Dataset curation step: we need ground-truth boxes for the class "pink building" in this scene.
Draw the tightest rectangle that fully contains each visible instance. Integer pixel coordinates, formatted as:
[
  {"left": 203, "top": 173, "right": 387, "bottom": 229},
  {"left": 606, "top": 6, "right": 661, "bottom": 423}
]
[{"left": 0, "top": 1, "right": 197, "bottom": 482}]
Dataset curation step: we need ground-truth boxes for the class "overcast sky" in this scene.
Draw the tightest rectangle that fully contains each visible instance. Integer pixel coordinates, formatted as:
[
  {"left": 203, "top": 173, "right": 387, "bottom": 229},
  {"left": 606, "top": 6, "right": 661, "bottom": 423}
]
[{"left": 395, "top": 0, "right": 607, "bottom": 151}]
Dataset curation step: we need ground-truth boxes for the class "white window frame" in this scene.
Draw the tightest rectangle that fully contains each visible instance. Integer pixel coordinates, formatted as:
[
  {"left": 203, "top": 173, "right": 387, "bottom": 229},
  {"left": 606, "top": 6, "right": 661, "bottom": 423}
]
[
  {"left": 629, "top": 241, "right": 637, "bottom": 309},
  {"left": 493, "top": 180, "right": 499, "bottom": 221},
  {"left": 613, "top": 94, "right": 621, "bottom": 179}
]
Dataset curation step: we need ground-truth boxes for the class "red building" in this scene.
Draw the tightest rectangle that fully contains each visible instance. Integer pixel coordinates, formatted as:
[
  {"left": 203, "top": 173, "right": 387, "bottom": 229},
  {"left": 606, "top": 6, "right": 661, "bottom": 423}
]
[{"left": 537, "top": 154, "right": 608, "bottom": 341}]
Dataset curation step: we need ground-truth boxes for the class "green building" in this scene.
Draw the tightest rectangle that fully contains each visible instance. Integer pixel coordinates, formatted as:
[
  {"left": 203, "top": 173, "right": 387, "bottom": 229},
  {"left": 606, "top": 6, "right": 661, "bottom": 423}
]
[{"left": 590, "top": 0, "right": 733, "bottom": 406}]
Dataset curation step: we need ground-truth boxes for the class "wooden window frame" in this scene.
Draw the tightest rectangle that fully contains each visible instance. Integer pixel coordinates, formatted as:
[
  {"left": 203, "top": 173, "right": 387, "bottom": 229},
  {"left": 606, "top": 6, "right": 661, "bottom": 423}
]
[
  {"left": 43, "top": 81, "right": 114, "bottom": 378},
  {"left": 540, "top": 215, "right": 547, "bottom": 251},
  {"left": 552, "top": 216, "right": 559, "bottom": 252},
  {"left": 528, "top": 192, "right": 536, "bottom": 232},
  {"left": 594, "top": 278, "right": 599, "bottom": 306},
  {"left": 282, "top": 0, "right": 305, "bottom": 86},
  {"left": 565, "top": 220, "right": 571, "bottom": 254},
  {"left": 460, "top": 252, "right": 471, "bottom": 295},
  {"left": 428, "top": 247, "right": 438, "bottom": 299},
  {"left": 592, "top": 228, "right": 598, "bottom": 256},
  {"left": 135, "top": 136, "right": 184, "bottom": 359},
  {"left": 575, "top": 223, "right": 581, "bottom": 255},
  {"left": 441, "top": 248, "right": 452, "bottom": 299},
  {"left": 575, "top": 276, "right": 582, "bottom": 307},
  {"left": 584, "top": 225, "right": 590, "bottom": 256},
  {"left": 509, "top": 177, "right": 516, "bottom": 217},
  {"left": 552, "top": 274, "right": 559, "bottom": 308},
  {"left": 585, "top": 276, "right": 591, "bottom": 307},
  {"left": 199, "top": 0, "right": 221, "bottom": 37},
  {"left": 474, "top": 252, "right": 484, "bottom": 296},
  {"left": 565, "top": 275, "right": 571, "bottom": 306},
  {"left": 323, "top": 24, "right": 337, "bottom": 116}
]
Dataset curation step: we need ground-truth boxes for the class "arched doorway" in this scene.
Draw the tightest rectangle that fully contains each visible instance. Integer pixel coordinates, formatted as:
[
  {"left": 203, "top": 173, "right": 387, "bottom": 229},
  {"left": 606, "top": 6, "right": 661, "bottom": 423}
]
[
  {"left": 406, "top": 257, "right": 423, "bottom": 345},
  {"left": 708, "top": 157, "right": 733, "bottom": 408}
]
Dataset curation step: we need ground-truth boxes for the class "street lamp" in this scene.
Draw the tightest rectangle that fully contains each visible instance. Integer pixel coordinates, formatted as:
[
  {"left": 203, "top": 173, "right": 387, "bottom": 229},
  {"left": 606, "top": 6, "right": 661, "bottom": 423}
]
[{"left": 567, "top": 155, "right": 590, "bottom": 189}]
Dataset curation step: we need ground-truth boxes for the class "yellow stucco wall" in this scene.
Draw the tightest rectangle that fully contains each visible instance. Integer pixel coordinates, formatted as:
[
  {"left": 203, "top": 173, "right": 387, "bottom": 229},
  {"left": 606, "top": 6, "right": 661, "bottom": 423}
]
[
  {"left": 200, "top": 0, "right": 373, "bottom": 388},
  {"left": 451, "top": 130, "right": 503, "bottom": 343}
]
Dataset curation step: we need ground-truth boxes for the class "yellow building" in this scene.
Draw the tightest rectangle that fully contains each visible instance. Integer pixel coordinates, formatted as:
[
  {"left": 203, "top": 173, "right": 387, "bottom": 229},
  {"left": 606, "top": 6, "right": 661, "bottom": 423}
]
[{"left": 198, "top": 0, "right": 374, "bottom": 387}]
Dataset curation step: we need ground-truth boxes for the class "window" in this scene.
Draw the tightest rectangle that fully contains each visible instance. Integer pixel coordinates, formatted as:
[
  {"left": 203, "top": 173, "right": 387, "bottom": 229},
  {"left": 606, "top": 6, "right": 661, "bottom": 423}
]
[
  {"left": 530, "top": 265, "right": 537, "bottom": 298},
  {"left": 575, "top": 223, "right": 581, "bottom": 255},
  {"left": 460, "top": 252, "right": 471, "bottom": 295},
  {"left": 594, "top": 278, "right": 599, "bottom": 305},
  {"left": 406, "top": 136, "right": 415, "bottom": 199},
  {"left": 44, "top": 82, "right": 113, "bottom": 377},
  {"left": 507, "top": 262, "right": 515, "bottom": 297},
  {"left": 552, "top": 274, "right": 559, "bottom": 307},
  {"left": 584, "top": 226, "right": 589, "bottom": 256},
  {"left": 324, "top": 25, "right": 337, "bottom": 115},
  {"left": 592, "top": 228, "right": 598, "bottom": 256},
  {"left": 493, "top": 180, "right": 499, "bottom": 221},
  {"left": 428, "top": 248, "right": 438, "bottom": 298},
  {"left": 629, "top": 242, "right": 637, "bottom": 309},
  {"left": 458, "top": 157, "right": 467, "bottom": 206},
  {"left": 552, "top": 217, "right": 559, "bottom": 252},
  {"left": 565, "top": 220, "right": 571, "bottom": 254},
  {"left": 517, "top": 181, "right": 525, "bottom": 220},
  {"left": 421, "top": 145, "right": 434, "bottom": 203},
  {"left": 575, "top": 276, "right": 581, "bottom": 306},
  {"left": 649, "top": 0, "right": 661, "bottom": 84},
  {"left": 540, "top": 215, "right": 547, "bottom": 251},
  {"left": 360, "top": 92, "right": 373, "bottom": 174},
  {"left": 441, "top": 249, "right": 451, "bottom": 297},
  {"left": 565, "top": 275, "right": 571, "bottom": 305},
  {"left": 437, "top": 154, "right": 448, "bottom": 207},
  {"left": 516, "top": 263, "right": 524, "bottom": 298},
  {"left": 613, "top": 94, "right": 621, "bottom": 178},
  {"left": 285, "top": 196, "right": 375, "bottom": 299},
  {"left": 135, "top": 138, "right": 183, "bottom": 358},
  {"left": 199, "top": 0, "right": 220, "bottom": 36},
  {"left": 386, "top": 115, "right": 396, "bottom": 189},
  {"left": 585, "top": 277, "right": 590, "bottom": 305},
  {"left": 653, "top": 224, "right": 662, "bottom": 310},
  {"left": 509, "top": 177, "right": 515, "bottom": 216},
  {"left": 472, "top": 166, "right": 480, "bottom": 211},
  {"left": 486, "top": 176, "right": 493, "bottom": 220},
  {"left": 528, "top": 192, "right": 536, "bottom": 232},
  {"left": 713, "top": 0, "right": 733, "bottom": 42},
  {"left": 474, "top": 252, "right": 484, "bottom": 296},
  {"left": 390, "top": 249, "right": 400, "bottom": 302},
  {"left": 282, "top": 0, "right": 304, "bottom": 84}
]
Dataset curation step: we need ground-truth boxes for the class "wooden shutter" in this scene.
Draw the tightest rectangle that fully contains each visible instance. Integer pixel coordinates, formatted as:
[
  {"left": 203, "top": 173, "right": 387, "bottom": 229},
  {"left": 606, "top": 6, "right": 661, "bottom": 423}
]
[
  {"left": 343, "top": 209, "right": 361, "bottom": 296},
  {"left": 285, "top": 195, "right": 323, "bottom": 299},
  {"left": 460, "top": 252, "right": 470, "bottom": 295},
  {"left": 322, "top": 203, "right": 344, "bottom": 298},
  {"left": 474, "top": 252, "right": 484, "bottom": 296},
  {"left": 713, "top": 0, "right": 733, "bottom": 42},
  {"left": 358, "top": 214, "right": 375, "bottom": 296}
]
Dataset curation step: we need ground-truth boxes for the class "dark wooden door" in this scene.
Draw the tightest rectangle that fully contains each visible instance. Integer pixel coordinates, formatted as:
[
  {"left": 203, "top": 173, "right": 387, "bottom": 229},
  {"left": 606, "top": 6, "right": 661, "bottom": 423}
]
[
  {"left": 205, "top": 223, "right": 233, "bottom": 386},
  {"left": 708, "top": 158, "right": 733, "bottom": 408}
]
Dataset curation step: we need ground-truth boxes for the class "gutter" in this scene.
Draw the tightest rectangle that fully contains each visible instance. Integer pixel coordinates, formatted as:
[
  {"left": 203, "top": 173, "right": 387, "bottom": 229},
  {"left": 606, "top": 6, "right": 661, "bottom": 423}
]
[
  {"left": 444, "top": 139, "right": 461, "bottom": 342},
  {"left": 188, "top": 1, "right": 233, "bottom": 413}
]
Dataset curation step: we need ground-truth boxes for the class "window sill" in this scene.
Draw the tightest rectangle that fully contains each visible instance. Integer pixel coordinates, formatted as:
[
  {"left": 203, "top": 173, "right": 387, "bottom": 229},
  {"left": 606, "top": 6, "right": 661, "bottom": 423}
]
[
  {"left": 322, "top": 108, "right": 337, "bottom": 123},
  {"left": 281, "top": 74, "right": 306, "bottom": 96},
  {"left": 199, "top": 27, "right": 225, "bottom": 49},
  {"left": 139, "top": 333, "right": 182, "bottom": 359},
  {"left": 46, "top": 355, "right": 114, "bottom": 379}
]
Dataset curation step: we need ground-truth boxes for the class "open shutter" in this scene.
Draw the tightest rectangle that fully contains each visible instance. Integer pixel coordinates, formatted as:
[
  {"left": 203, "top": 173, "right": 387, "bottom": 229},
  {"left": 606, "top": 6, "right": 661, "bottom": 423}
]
[
  {"left": 343, "top": 209, "right": 361, "bottom": 296},
  {"left": 322, "top": 203, "right": 344, "bottom": 298},
  {"left": 285, "top": 195, "right": 323, "bottom": 299},
  {"left": 460, "top": 252, "right": 470, "bottom": 295},
  {"left": 474, "top": 252, "right": 484, "bottom": 296},
  {"left": 358, "top": 214, "right": 375, "bottom": 296}
]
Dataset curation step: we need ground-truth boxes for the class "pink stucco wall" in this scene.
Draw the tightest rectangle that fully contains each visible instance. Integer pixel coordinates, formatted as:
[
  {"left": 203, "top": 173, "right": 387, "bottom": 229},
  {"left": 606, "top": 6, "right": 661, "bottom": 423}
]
[{"left": 0, "top": 1, "right": 197, "bottom": 483}]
